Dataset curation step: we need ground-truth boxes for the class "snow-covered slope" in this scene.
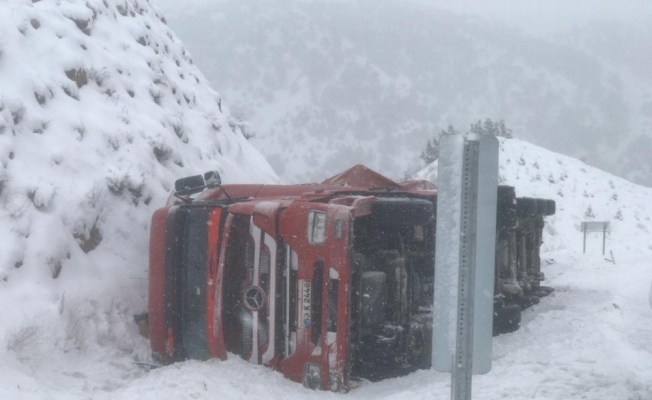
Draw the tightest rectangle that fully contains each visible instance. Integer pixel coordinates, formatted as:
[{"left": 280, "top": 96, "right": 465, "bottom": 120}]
[
  {"left": 4, "top": 135, "right": 650, "bottom": 398},
  {"left": 415, "top": 137, "right": 652, "bottom": 255},
  {"left": 0, "top": 0, "right": 277, "bottom": 382}
]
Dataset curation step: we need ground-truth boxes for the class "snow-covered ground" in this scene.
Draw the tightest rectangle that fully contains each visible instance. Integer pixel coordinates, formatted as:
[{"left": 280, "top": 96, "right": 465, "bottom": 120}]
[
  {"left": 3, "top": 249, "right": 651, "bottom": 400},
  {"left": 3, "top": 127, "right": 652, "bottom": 400},
  {"left": 0, "top": 0, "right": 276, "bottom": 398},
  {"left": 1, "top": 0, "right": 651, "bottom": 398}
]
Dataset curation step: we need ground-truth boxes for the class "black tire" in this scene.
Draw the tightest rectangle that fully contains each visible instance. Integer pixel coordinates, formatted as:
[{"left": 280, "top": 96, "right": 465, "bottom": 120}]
[
  {"left": 535, "top": 198, "right": 549, "bottom": 216},
  {"left": 497, "top": 207, "right": 518, "bottom": 230},
  {"left": 497, "top": 185, "right": 516, "bottom": 205},
  {"left": 516, "top": 197, "right": 537, "bottom": 217},
  {"left": 544, "top": 199, "right": 556, "bottom": 216},
  {"left": 370, "top": 198, "right": 434, "bottom": 226},
  {"left": 493, "top": 302, "right": 522, "bottom": 335}
]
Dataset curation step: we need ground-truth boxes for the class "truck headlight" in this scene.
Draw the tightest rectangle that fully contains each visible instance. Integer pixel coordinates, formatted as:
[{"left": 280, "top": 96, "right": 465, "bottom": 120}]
[
  {"left": 307, "top": 211, "right": 326, "bottom": 245},
  {"left": 302, "top": 363, "right": 321, "bottom": 390}
]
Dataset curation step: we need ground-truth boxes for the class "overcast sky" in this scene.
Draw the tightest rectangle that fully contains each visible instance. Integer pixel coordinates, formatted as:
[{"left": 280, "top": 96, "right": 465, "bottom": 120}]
[
  {"left": 156, "top": 0, "right": 652, "bottom": 34},
  {"left": 405, "top": 0, "right": 652, "bottom": 35},
  {"left": 151, "top": 0, "right": 652, "bottom": 185}
]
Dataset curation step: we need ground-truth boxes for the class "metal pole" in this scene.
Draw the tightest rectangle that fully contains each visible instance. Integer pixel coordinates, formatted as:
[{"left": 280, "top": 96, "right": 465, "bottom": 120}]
[
  {"left": 602, "top": 224, "right": 606, "bottom": 255},
  {"left": 451, "top": 140, "right": 479, "bottom": 400},
  {"left": 583, "top": 224, "right": 586, "bottom": 254}
]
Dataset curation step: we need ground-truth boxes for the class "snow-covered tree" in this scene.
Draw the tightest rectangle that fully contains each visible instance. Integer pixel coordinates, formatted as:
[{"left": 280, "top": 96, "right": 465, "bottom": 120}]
[
  {"left": 419, "top": 125, "right": 459, "bottom": 165},
  {"left": 469, "top": 118, "right": 513, "bottom": 138}
]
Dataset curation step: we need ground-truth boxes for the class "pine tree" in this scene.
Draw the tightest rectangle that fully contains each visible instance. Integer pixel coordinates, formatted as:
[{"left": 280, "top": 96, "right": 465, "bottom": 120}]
[
  {"left": 496, "top": 120, "right": 513, "bottom": 138},
  {"left": 469, "top": 119, "right": 513, "bottom": 138},
  {"left": 442, "top": 125, "right": 460, "bottom": 136},
  {"left": 419, "top": 125, "right": 459, "bottom": 165},
  {"left": 419, "top": 138, "right": 439, "bottom": 164},
  {"left": 418, "top": 120, "right": 510, "bottom": 166},
  {"left": 469, "top": 120, "right": 485, "bottom": 136},
  {"left": 584, "top": 206, "right": 595, "bottom": 219}
]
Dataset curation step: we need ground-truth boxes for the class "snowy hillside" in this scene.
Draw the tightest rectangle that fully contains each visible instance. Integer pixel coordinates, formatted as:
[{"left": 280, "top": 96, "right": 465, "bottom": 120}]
[
  {"left": 0, "top": 0, "right": 277, "bottom": 385},
  {"left": 2, "top": 82, "right": 651, "bottom": 400},
  {"left": 414, "top": 137, "right": 652, "bottom": 255},
  {"left": 154, "top": 0, "right": 652, "bottom": 186}
]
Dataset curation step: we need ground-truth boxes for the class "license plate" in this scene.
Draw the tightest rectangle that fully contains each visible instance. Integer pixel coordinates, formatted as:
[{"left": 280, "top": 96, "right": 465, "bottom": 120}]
[{"left": 301, "top": 280, "right": 311, "bottom": 328}]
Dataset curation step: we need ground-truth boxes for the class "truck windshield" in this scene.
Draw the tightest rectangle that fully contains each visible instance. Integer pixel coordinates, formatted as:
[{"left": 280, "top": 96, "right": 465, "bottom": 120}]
[{"left": 220, "top": 214, "right": 250, "bottom": 356}]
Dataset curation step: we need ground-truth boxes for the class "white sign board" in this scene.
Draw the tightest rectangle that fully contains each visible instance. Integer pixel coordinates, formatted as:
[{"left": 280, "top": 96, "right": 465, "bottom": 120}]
[{"left": 432, "top": 135, "right": 499, "bottom": 380}]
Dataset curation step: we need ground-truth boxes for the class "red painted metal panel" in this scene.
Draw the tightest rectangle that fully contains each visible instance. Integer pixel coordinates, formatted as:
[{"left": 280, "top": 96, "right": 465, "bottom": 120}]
[
  {"left": 321, "top": 164, "right": 401, "bottom": 189},
  {"left": 207, "top": 208, "right": 227, "bottom": 360},
  {"left": 149, "top": 207, "right": 170, "bottom": 359}
]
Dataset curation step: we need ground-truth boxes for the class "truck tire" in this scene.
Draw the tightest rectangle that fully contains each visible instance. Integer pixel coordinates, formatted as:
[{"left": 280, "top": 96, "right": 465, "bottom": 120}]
[
  {"left": 535, "top": 198, "right": 549, "bottom": 216},
  {"left": 544, "top": 199, "right": 556, "bottom": 216},
  {"left": 370, "top": 198, "right": 434, "bottom": 226},
  {"left": 493, "top": 302, "right": 522, "bottom": 335},
  {"left": 497, "top": 185, "right": 516, "bottom": 205},
  {"left": 497, "top": 207, "right": 517, "bottom": 230},
  {"left": 497, "top": 186, "right": 518, "bottom": 230},
  {"left": 516, "top": 197, "right": 537, "bottom": 217}
]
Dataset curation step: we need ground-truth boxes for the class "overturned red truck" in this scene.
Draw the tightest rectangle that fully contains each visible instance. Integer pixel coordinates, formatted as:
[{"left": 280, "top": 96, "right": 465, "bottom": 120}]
[{"left": 148, "top": 165, "right": 555, "bottom": 391}]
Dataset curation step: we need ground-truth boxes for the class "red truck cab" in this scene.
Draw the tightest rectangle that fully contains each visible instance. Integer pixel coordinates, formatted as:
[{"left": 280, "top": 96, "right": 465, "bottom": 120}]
[
  {"left": 149, "top": 166, "right": 437, "bottom": 391},
  {"left": 148, "top": 165, "right": 558, "bottom": 390}
]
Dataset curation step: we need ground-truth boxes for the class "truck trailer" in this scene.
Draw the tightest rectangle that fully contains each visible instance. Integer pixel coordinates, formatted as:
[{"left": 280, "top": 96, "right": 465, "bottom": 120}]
[{"left": 148, "top": 165, "right": 555, "bottom": 391}]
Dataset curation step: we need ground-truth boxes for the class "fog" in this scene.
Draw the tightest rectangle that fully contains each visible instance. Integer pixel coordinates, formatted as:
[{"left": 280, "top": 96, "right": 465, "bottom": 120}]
[
  {"left": 425, "top": 0, "right": 652, "bottom": 35},
  {"left": 152, "top": 0, "right": 652, "bottom": 185}
]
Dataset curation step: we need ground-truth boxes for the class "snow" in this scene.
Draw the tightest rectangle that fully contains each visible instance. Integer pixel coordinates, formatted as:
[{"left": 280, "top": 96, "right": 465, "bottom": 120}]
[
  {"left": 153, "top": 0, "right": 652, "bottom": 187},
  {"left": 0, "top": 0, "right": 277, "bottom": 397},
  {"left": 415, "top": 138, "right": 652, "bottom": 256},
  {"left": 1, "top": 0, "right": 651, "bottom": 398},
  {"left": 432, "top": 134, "right": 465, "bottom": 372}
]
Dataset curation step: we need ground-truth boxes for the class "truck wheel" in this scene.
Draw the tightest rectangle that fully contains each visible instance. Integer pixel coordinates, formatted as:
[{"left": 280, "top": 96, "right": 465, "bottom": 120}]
[
  {"left": 497, "top": 185, "right": 516, "bottom": 205},
  {"left": 370, "top": 199, "right": 434, "bottom": 226},
  {"left": 516, "top": 197, "right": 537, "bottom": 217},
  {"left": 493, "top": 303, "right": 521, "bottom": 335},
  {"left": 535, "top": 198, "right": 548, "bottom": 216},
  {"left": 497, "top": 207, "right": 517, "bottom": 230},
  {"left": 544, "top": 199, "right": 556, "bottom": 216}
]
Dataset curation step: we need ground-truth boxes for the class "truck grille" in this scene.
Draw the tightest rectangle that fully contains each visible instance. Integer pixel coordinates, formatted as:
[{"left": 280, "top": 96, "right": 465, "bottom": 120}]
[
  {"left": 258, "top": 320, "right": 268, "bottom": 347},
  {"left": 260, "top": 250, "right": 269, "bottom": 274},
  {"left": 242, "top": 310, "right": 253, "bottom": 356},
  {"left": 245, "top": 239, "right": 255, "bottom": 281}
]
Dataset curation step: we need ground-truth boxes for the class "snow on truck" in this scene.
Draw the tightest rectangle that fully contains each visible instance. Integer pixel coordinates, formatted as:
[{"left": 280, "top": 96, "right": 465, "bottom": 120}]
[{"left": 148, "top": 165, "right": 555, "bottom": 391}]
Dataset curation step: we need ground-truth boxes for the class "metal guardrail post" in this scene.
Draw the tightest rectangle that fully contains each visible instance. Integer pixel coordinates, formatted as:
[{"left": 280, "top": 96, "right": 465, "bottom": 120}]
[
  {"left": 581, "top": 221, "right": 609, "bottom": 255},
  {"left": 602, "top": 224, "right": 606, "bottom": 255}
]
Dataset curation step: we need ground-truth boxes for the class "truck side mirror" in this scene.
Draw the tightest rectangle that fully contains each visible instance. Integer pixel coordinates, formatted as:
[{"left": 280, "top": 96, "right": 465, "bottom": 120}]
[
  {"left": 174, "top": 174, "right": 206, "bottom": 196},
  {"left": 204, "top": 170, "right": 221, "bottom": 188}
]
